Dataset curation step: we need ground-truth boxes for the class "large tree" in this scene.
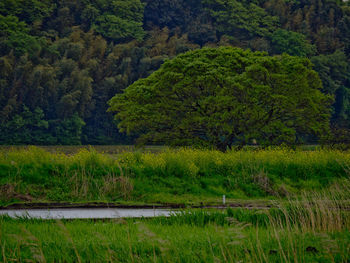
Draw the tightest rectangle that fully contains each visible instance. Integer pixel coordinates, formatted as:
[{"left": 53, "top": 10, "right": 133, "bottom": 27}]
[{"left": 108, "top": 47, "right": 332, "bottom": 150}]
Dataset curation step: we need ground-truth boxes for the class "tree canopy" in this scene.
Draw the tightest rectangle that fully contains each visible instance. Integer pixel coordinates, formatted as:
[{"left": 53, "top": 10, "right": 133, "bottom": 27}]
[
  {"left": 108, "top": 47, "right": 332, "bottom": 150},
  {"left": 0, "top": 0, "right": 349, "bottom": 145}
]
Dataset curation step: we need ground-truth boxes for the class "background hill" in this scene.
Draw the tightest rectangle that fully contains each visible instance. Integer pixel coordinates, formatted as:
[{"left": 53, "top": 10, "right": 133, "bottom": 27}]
[{"left": 0, "top": 0, "right": 349, "bottom": 145}]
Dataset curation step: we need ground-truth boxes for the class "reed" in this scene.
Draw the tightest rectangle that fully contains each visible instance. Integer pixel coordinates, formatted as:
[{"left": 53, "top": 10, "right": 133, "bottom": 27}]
[{"left": 1, "top": 147, "right": 349, "bottom": 205}]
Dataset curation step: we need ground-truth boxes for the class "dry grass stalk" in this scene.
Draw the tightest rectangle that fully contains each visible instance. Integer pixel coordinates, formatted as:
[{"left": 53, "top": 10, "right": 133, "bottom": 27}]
[
  {"left": 2, "top": 241, "right": 7, "bottom": 263},
  {"left": 94, "top": 232, "right": 118, "bottom": 262},
  {"left": 127, "top": 226, "right": 135, "bottom": 263},
  {"left": 21, "top": 227, "right": 46, "bottom": 263},
  {"left": 100, "top": 173, "right": 133, "bottom": 200},
  {"left": 56, "top": 220, "right": 81, "bottom": 263}
]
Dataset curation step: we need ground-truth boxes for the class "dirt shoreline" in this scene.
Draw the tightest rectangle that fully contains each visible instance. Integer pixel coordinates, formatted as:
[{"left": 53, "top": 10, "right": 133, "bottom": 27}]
[
  {"left": 0, "top": 201, "right": 274, "bottom": 210},
  {"left": 2, "top": 200, "right": 350, "bottom": 210}
]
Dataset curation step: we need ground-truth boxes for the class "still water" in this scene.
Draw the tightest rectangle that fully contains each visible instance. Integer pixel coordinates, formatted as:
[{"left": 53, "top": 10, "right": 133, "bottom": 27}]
[{"left": 0, "top": 208, "right": 173, "bottom": 219}]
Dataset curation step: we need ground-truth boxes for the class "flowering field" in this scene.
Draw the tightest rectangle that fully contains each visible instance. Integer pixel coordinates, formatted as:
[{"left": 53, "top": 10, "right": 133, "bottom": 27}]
[{"left": 1, "top": 147, "right": 349, "bottom": 206}]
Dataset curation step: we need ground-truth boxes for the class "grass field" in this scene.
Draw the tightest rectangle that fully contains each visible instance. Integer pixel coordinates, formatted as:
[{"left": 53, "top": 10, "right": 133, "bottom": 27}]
[
  {"left": 0, "top": 146, "right": 349, "bottom": 206},
  {"left": 1, "top": 146, "right": 349, "bottom": 262},
  {"left": 1, "top": 198, "right": 349, "bottom": 262}
]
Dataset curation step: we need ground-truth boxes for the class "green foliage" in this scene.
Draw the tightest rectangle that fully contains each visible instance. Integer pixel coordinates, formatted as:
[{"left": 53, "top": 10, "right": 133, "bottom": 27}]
[
  {"left": 203, "top": 0, "right": 279, "bottom": 38},
  {"left": 0, "top": 0, "right": 53, "bottom": 24},
  {"left": 90, "top": 0, "right": 145, "bottom": 42},
  {"left": 0, "top": 15, "right": 28, "bottom": 36},
  {"left": 0, "top": 106, "right": 52, "bottom": 145},
  {"left": 94, "top": 14, "right": 145, "bottom": 42},
  {"left": 0, "top": 15, "right": 41, "bottom": 56},
  {"left": 339, "top": 6, "right": 350, "bottom": 56},
  {"left": 0, "top": 106, "right": 86, "bottom": 145},
  {"left": 109, "top": 47, "right": 332, "bottom": 150},
  {"left": 311, "top": 50, "right": 350, "bottom": 125},
  {"left": 50, "top": 113, "right": 86, "bottom": 145},
  {"left": 311, "top": 51, "right": 350, "bottom": 94},
  {"left": 271, "top": 29, "right": 316, "bottom": 57}
]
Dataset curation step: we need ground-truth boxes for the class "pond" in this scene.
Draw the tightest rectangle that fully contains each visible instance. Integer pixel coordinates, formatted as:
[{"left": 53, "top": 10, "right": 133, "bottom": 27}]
[{"left": 0, "top": 208, "right": 173, "bottom": 219}]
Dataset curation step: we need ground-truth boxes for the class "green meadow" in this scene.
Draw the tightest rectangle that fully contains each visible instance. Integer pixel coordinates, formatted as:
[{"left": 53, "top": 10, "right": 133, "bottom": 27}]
[
  {"left": 1, "top": 201, "right": 349, "bottom": 262},
  {"left": 0, "top": 147, "right": 349, "bottom": 206},
  {"left": 1, "top": 147, "right": 350, "bottom": 262}
]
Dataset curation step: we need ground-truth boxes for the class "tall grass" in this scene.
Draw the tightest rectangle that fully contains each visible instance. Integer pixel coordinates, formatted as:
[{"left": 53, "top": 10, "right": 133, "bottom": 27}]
[
  {"left": 0, "top": 147, "right": 134, "bottom": 204},
  {"left": 150, "top": 179, "right": 350, "bottom": 262},
  {"left": 0, "top": 147, "right": 349, "bottom": 205},
  {"left": 1, "top": 185, "right": 349, "bottom": 262}
]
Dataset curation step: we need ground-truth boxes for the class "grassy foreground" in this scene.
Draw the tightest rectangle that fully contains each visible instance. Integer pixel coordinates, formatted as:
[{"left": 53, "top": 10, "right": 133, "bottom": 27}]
[
  {"left": 1, "top": 147, "right": 350, "bottom": 206},
  {"left": 1, "top": 147, "right": 349, "bottom": 262},
  {"left": 1, "top": 194, "right": 350, "bottom": 262}
]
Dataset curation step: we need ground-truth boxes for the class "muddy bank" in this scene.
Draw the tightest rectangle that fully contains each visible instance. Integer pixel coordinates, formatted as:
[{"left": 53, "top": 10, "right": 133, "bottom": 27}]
[{"left": 0, "top": 200, "right": 273, "bottom": 210}]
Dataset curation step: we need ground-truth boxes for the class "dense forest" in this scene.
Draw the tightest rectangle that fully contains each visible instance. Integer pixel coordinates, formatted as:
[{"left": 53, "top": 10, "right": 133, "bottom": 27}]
[{"left": 1, "top": 0, "right": 350, "bottom": 145}]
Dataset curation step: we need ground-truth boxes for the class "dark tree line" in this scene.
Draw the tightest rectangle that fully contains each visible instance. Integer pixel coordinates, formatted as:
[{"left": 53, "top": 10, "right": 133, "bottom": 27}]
[{"left": 0, "top": 0, "right": 349, "bottom": 145}]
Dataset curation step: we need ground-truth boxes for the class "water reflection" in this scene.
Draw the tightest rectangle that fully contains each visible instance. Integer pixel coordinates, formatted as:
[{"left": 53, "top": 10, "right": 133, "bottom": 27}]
[{"left": 0, "top": 208, "right": 173, "bottom": 219}]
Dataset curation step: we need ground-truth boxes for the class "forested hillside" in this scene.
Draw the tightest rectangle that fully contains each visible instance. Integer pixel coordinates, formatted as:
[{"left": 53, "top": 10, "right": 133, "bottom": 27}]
[{"left": 1, "top": 0, "right": 350, "bottom": 145}]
